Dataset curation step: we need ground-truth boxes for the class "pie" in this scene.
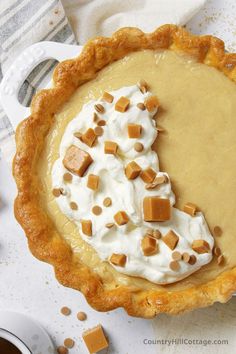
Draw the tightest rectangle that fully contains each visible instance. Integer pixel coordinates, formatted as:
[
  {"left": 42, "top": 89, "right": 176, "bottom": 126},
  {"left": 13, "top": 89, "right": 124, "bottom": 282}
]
[{"left": 13, "top": 25, "right": 236, "bottom": 318}]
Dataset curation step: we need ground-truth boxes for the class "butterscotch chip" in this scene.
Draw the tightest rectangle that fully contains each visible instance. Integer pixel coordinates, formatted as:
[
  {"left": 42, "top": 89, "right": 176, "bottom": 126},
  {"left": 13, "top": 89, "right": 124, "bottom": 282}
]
[
  {"left": 182, "top": 252, "right": 190, "bottom": 263},
  {"left": 127, "top": 124, "right": 142, "bottom": 138},
  {"left": 213, "top": 226, "right": 222, "bottom": 237},
  {"left": 73, "top": 131, "right": 82, "bottom": 139},
  {"left": 63, "top": 145, "right": 93, "bottom": 177},
  {"left": 63, "top": 172, "right": 72, "bottom": 182},
  {"left": 82, "top": 325, "right": 109, "bottom": 354},
  {"left": 140, "top": 168, "right": 157, "bottom": 183},
  {"left": 188, "top": 254, "right": 197, "bottom": 265},
  {"left": 214, "top": 246, "right": 221, "bottom": 256},
  {"left": 52, "top": 188, "right": 61, "bottom": 197},
  {"left": 92, "top": 205, "right": 102, "bottom": 215},
  {"left": 169, "top": 260, "right": 180, "bottom": 271},
  {"left": 70, "top": 201, "right": 78, "bottom": 210},
  {"left": 192, "top": 239, "right": 210, "bottom": 254},
  {"left": 94, "top": 126, "right": 104, "bottom": 136},
  {"left": 115, "top": 96, "right": 130, "bottom": 112},
  {"left": 64, "top": 338, "right": 74, "bottom": 349},
  {"left": 93, "top": 112, "right": 99, "bottom": 122},
  {"left": 87, "top": 174, "right": 100, "bottom": 190},
  {"left": 138, "top": 79, "right": 149, "bottom": 93},
  {"left": 105, "top": 222, "right": 115, "bottom": 229},
  {"left": 217, "top": 254, "right": 224, "bottom": 265},
  {"left": 137, "top": 102, "right": 145, "bottom": 110},
  {"left": 153, "top": 230, "right": 162, "bottom": 239},
  {"left": 77, "top": 311, "right": 87, "bottom": 321},
  {"left": 114, "top": 211, "right": 129, "bottom": 225},
  {"left": 104, "top": 141, "right": 118, "bottom": 155},
  {"left": 141, "top": 235, "right": 158, "bottom": 256},
  {"left": 144, "top": 95, "right": 160, "bottom": 112},
  {"left": 81, "top": 128, "right": 97, "bottom": 147},
  {"left": 57, "top": 346, "right": 68, "bottom": 354},
  {"left": 60, "top": 306, "right": 71, "bottom": 316},
  {"left": 81, "top": 220, "right": 92, "bottom": 236},
  {"left": 125, "top": 161, "right": 141, "bottom": 180},
  {"left": 94, "top": 103, "right": 105, "bottom": 113},
  {"left": 145, "top": 175, "right": 167, "bottom": 190},
  {"left": 143, "top": 197, "right": 171, "bottom": 222},
  {"left": 97, "top": 119, "right": 106, "bottom": 126},
  {"left": 110, "top": 253, "right": 127, "bottom": 267},
  {"left": 163, "top": 230, "right": 179, "bottom": 250},
  {"left": 103, "top": 197, "right": 112, "bottom": 207},
  {"left": 134, "top": 142, "right": 144, "bottom": 152},
  {"left": 102, "top": 91, "right": 114, "bottom": 103},
  {"left": 172, "top": 251, "right": 182, "bottom": 261},
  {"left": 183, "top": 202, "right": 197, "bottom": 216}
]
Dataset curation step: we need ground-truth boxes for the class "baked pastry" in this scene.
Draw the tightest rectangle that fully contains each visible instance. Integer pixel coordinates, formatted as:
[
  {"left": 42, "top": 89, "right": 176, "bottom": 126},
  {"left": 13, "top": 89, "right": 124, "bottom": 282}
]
[{"left": 13, "top": 25, "right": 236, "bottom": 318}]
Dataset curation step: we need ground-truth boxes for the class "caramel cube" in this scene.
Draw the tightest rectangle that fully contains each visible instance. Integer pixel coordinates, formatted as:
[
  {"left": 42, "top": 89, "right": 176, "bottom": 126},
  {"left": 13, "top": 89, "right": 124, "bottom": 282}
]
[
  {"left": 141, "top": 235, "right": 158, "bottom": 256},
  {"left": 140, "top": 168, "right": 157, "bottom": 183},
  {"left": 192, "top": 239, "right": 210, "bottom": 254},
  {"left": 127, "top": 124, "right": 142, "bottom": 138},
  {"left": 115, "top": 96, "right": 130, "bottom": 112},
  {"left": 104, "top": 141, "right": 118, "bottom": 155},
  {"left": 143, "top": 197, "right": 171, "bottom": 222},
  {"left": 125, "top": 161, "right": 141, "bottom": 180},
  {"left": 82, "top": 325, "right": 108, "bottom": 354},
  {"left": 144, "top": 95, "right": 160, "bottom": 112},
  {"left": 63, "top": 145, "right": 93, "bottom": 177},
  {"left": 87, "top": 174, "right": 99, "bottom": 190},
  {"left": 102, "top": 91, "right": 114, "bottom": 103},
  {"left": 81, "top": 219, "right": 92, "bottom": 236},
  {"left": 183, "top": 202, "right": 197, "bottom": 216},
  {"left": 110, "top": 253, "right": 127, "bottom": 267},
  {"left": 163, "top": 230, "right": 179, "bottom": 250},
  {"left": 114, "top": 211, "right": 129, "bottom": 225},
  {"left": 81, "top": 128, "right": 96, "bottom": 147}
]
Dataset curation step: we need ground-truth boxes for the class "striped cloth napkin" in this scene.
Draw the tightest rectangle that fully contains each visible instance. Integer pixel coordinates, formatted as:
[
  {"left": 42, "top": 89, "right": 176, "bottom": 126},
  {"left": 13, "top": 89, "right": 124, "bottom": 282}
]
[{"left": 0, "top": 0, "right": 76, "bottom": 153}]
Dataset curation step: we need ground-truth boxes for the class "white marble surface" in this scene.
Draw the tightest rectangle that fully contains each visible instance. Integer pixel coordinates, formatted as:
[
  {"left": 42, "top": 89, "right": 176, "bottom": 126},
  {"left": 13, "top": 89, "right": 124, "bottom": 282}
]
[{"left": 0, "top": 0, "right": 236, "bottom": 353}]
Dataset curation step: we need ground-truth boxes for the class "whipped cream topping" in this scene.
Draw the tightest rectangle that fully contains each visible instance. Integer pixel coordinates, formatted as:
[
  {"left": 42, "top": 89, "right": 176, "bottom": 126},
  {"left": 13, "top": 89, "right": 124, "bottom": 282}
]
[{"left": 52, "top": 85, "right": 214, "bottom": 284}]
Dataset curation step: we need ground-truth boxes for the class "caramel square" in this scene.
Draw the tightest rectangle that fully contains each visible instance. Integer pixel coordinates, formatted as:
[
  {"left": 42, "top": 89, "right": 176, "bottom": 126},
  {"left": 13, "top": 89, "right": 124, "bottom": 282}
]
[
  {"left": 63, "top": 145, "right": 93, "bottom": 177},
  {"left": 110, "top": 253, "right": 127, "bottom": 267},
  {"left": 143, "top": 197, "right": 171, "bottom": 222},
  {"left": 183, "top": 202, "right": 197, "bottom": 216},
  {"left": 82, "top": 325, "right": 108, "bottom": 354},
  {"left": 192, "top": 239, "right": 210, "bottom": 254},
  {"left": 144, "top": 95, "right": 160, "bottom": 112},
  {"left": 141, "top": 235, "right": 158, "bottom": 256},
  {"left": 127, "top": 124, "right": 142, "bottom": 138},
  {"left": 115, "top": 96, "right": 130, "bottom": 112},
  {"left": 140, "top": 168, "right": 157, "bottom": 183},
  {"left": 87, "top": 174, "right": 99, "bottom": 190},
  {"left": 102, "top": 91, "right": 114, "bottom": 103},
  {"left": 81, "top": 219, "right": 92, "bottom": 236},
  {"left": 163, "top": 230, "right": 179, "bottom": 250},
  {"left": 125, "top": 161, "right": 141, "bottom": 180},
  {"left": 104, "top": 141, "right": 118, "bottom": 155},
  {"left": 81, "top": 128, "right": 96, "bottom": 147},
  {"left": 114, "top": 211, "right": 129, "bottom": 225}
]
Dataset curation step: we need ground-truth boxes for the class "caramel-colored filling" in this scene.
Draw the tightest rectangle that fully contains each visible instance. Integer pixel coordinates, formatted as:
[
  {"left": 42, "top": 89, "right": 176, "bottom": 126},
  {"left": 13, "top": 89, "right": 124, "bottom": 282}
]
[{"left": 38, "top": 50, "right": 236, "bottom": 291}]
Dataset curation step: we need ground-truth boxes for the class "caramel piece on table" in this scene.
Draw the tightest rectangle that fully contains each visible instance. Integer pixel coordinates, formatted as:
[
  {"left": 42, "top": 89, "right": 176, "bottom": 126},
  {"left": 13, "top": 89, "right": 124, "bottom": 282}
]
[
  {"left": 127, "top": 124, "right": 142, "bottom": 138},
  {"left": 81, "top": 219, "right": 92, "bottom": 236},
  {"left": 125, "top": 161, "right": 141, "bottom": 180},
  {"left": 110, "top": 253, "right": 127, "bottom": 267},
  {"left": 82, "top": 324, "right": 109, "bottom": 354},
  {"left": 81, "top": 128, "right": 96, "bottom": 147},
  {"left": 114, "top": 211, "right": 129, "bottom": 225},
  {"left": 143, "top": 197, "right": 171, "bottom": 222},
  {"left": 141, "top": 235, "right": 158, "bottom": 256},
  {"left": 192, "top": 239, "right": 210, "bottom": 254},
  {"left": 183, "top": 202, "right": 197, "bottom": 216},
  {"left": 115, "top": 96, "right": 130, "bottom": 112},
  {"left": 87, "top": 174, "right": 99, "bottom": 190},
  {"left": 163, "top": 230, "right": 179, "bottom": 250},
  {"left": 102, "top": 91, "right": 114, "bottom": 103},
  {"left": 144, "top": 95, "right": 160, "bottom": 112},
  {"left": 140, "top": 168, "right": 157, "bottom": 183},
  {"left": 63, "top": 145, "right": 93, "bottom": 177},
  {"left": 104, "top": 141, "right": 118, "bottom": 155}
]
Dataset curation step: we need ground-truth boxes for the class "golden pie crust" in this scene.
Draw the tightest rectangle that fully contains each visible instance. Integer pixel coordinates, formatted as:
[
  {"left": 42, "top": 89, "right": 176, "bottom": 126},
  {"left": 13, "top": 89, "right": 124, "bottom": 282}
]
[{"left": 13, "top": 25, "right": 236, "bottom": 318}]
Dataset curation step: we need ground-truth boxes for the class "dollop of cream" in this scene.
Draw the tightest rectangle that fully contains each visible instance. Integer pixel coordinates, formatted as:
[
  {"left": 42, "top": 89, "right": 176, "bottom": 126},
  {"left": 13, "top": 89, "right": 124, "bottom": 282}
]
[{"left": 52, "top": 85, "right": 214, "bottom": 284}]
